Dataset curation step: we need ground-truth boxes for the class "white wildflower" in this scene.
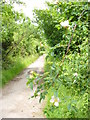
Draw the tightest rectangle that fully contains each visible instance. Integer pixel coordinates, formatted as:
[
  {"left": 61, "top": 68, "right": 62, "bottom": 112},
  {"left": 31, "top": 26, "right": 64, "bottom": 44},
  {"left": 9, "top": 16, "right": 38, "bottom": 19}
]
[
  {"left": 30, "top": 75, "right": 33, "bottom": 79},
  {"left": 60, "top": 20, "right": 70, "bottom": 28},
  {"left": 50, "top": 98, "right": 54, "bottom": 103},
  {"left": 37, "top": 92, "right": 40, "bottom": 96},
  {"left": 73, "top": 80, "right": 76, "bottom": 83},
  {"left": 74, "top": 73, "right": 78, "bottom": 77},
  {"left": 57, "top": 9, "right": 60, "bottom": 12},
  {"left": 30, "top": 71, "right": 34, "bottom": 74},
  {"left": 51, "top": 96, "right": 55, "bottom": 99},
  {"left": 31, "top": 92, "right": 34, "bottom": 97},
  {"left": 57, "top": 97, "right": 60, "bottom": 102},
  {"left": 54, "top": 102, "right": 59, "bottom": 107},
  {"left": 50, "top": 96, "right": 55, "bottom": 103},
  {"left": 50, "top": 96, "right": 60, "bottom": 107},
  {"left": 86, "top": 53, "right": 88, "bottom": 56},
  {"left": 53, "top": 0, "right": 58, "bottom": 4}
]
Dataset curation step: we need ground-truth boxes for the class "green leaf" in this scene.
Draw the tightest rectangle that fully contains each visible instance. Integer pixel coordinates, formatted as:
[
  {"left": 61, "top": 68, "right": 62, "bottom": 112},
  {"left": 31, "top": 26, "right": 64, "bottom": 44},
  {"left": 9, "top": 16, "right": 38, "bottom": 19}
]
[
  {"left": 67, "top": 103, "right": 71, "bottom": 111},
  {"left": 51, "top": 52, "right": 54, "bottom": 56},
  {"left": 54, "top": 91, "right": 58, "bottom": 97},
  {"left": 72, "top": 106, "right": 78, "bottom": 113},
  {"left": 55, "top": 24, "right": 60, "bottom": 30},
  {"left": 30, "top": 82, "right": 33, "bottom": 90}
]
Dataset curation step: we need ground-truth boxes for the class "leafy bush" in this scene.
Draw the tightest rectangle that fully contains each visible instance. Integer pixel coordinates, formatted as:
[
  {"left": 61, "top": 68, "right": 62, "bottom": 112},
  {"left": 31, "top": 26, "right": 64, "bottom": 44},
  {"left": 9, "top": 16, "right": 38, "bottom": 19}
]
[
  {"left": 27, "top": 1, "right": 88, "bottom": 118},
  {"left": 27, "top": 39, "right": 88, "bottom": 118},
  {"left": 1, "top": 1, "right": 42, "bottom": 70},
  {"left": 1, "top": 0, "right": 42, "bottom": 86},
  {"left": 1, "top": 1, "right": 22, "bottom": 59},
  {"left": 34, "top": 2, "right": 88, "bottom": 57}
]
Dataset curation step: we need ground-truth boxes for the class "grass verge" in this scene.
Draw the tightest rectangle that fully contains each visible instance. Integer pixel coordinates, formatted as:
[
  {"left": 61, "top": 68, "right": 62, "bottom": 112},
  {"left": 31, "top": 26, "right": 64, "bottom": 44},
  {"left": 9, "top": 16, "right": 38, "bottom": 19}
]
[
  {"left": 1, "top": 54, "right": 39, "bottom": 87},
  {"left": 44, "top": 85, "right": 88, "bottom": 118}
]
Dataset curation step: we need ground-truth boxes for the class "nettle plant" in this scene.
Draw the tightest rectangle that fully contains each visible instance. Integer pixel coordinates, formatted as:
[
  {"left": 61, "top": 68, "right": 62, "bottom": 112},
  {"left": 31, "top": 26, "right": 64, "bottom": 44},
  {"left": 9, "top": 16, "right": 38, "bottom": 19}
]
[{"left": 27, "top": 1, "right": 88, "bottom": 105}]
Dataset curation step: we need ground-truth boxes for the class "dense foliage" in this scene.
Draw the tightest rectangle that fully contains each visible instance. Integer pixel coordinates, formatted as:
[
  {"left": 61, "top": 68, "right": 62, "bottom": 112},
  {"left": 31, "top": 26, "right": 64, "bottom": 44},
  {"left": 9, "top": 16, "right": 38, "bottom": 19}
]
[
  {"left": 27, "top": 1, "right": 88, "bottom": 118},
  {"left": 34, "top": 2, "right": 88, "bottom": 59},
  {"left": 1, "top": 1, "right": 42, "bottom": 68},
  {"left": 0, "top": 0, "right": 43, "bottom": 86}
]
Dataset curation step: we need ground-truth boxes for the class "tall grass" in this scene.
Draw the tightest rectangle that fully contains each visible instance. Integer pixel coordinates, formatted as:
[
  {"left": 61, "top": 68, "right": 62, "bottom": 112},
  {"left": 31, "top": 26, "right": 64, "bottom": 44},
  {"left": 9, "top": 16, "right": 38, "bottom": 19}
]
[{"left": 2, "top": 54, "right": 39, "bottom": 87}]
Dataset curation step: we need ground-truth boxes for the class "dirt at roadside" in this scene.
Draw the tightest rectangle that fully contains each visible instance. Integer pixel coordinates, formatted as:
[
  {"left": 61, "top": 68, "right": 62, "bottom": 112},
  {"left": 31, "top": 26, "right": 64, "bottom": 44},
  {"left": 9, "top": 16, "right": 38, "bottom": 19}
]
[{"left": 0, "top": 55, "right": 46, "bottom": 118}]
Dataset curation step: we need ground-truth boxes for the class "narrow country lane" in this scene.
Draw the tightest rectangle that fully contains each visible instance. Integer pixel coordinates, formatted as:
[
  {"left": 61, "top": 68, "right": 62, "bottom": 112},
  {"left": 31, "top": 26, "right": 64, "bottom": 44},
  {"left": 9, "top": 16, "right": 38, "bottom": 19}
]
[{"left": 0, "top": 55, "right": 46, "bottom": 119}]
